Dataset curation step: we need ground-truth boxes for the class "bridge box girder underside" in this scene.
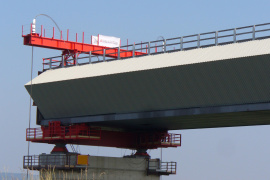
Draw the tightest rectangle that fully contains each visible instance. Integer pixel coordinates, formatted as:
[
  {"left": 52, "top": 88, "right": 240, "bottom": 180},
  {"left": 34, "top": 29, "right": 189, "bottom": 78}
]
[{"left": 25, "top": 38, "right": 270, "bottom": 130}]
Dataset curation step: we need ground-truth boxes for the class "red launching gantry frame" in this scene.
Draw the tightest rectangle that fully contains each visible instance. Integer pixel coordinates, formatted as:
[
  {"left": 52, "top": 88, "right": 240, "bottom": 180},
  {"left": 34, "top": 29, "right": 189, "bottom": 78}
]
[
  {"left": 22, "top": 24, "right": 181, "bottom": 155},
  {"left": 26, "top": 121, "right": 181, "bottom": 150},
  {"left": 22, "top": 24, "right": 146, "bottom": 64}
]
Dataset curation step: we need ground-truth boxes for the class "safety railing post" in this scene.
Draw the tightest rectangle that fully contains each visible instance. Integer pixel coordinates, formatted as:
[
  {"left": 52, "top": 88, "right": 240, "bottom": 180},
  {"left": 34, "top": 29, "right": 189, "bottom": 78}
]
[
  {"left": 197, "top": 34, "right": 200, "bottom": 48},
  {"left": 215, "top": 31, "right": 218, "bottom": 46},
  {"left": 75, "top": 53, "right": 78, "bottom": 66},
  {"left": 180, "top": 37, "right": 183, "bottom": 50},
  {"left": 41, "top": 25, "right": 43, "bottom": 37},
  {"left": 132, "top": 44, "right": 135, "bottom": 58},
  {"left": 67, "top": 155, "right": 70, "bottom": 167},
  {"left": 89, "top": 51, "right": 92, "bottom": 64},
  {"left": 234, "top": 28, "right": 237, "bottom": 43},
  {"left": 49, "top": 58, "right": 52, "bottom": 69},
  {"left": 118, "top": 47, "right": 120, "bottom": 60},
  {"left": 163, "top": 39, "right": 166, "bottom": 53},
  {"left": 26, "top": 156, "right": 28, "bottom": 167},
  {"left": 253, "top": 25, "right": 256, "bottom": 40},
  {"left": 103, "top": 49, "right": 106, "bottom": 61},
  {"left": 61, "top": 55, "right": 64, "bottom": 68},
  {"left": 148, "top": 42, "right": 151, "bottom": 55},
  {"left": 38, "top": 155, "right": 41, "bottom": 167}
]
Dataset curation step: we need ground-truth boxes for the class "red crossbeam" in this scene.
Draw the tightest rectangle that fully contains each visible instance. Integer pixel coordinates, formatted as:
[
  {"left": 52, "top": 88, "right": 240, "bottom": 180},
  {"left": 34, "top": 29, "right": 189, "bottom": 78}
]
[
  {"left": 23, "top": 33, "right": 146, "bottom": 58},
  {"left": 26, "top": 122, "right": 181, "bottom": 149}
]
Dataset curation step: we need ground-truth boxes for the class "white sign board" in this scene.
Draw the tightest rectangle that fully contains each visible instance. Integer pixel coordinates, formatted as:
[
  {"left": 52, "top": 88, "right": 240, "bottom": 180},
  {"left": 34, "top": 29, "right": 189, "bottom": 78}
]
[{"left": 92, "top": 35, "right": 120, "bottom": 47}]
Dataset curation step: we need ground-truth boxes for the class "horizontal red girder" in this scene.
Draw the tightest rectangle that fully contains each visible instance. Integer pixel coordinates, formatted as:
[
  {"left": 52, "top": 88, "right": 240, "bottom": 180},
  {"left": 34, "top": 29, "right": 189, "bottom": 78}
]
[
  {"left": 27, "top": 124, "right": 181, "bottom": 150},
  {"left": 23, "top": 34, "right": 146, "bottom": 58}
]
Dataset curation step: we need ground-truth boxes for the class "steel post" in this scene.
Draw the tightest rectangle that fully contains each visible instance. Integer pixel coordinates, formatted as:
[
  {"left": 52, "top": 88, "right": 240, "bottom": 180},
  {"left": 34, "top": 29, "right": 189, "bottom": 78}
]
[
  {"left": 234, "top": 28, "right": 236, "bottom": 43},
  {"left": 61, "top": 55, "right": 64, "bottom": 67},
  {"left": 75, "top": 53, "right": 78, "bottom": 66},
  {"left": 253, "top": 25, "right": 256, "bottom": 40},
  {"left": 133, "top": 44, "right": 135, "bottom": 58},
  {"left": 215, "top": 31, "right": 218, "bottom": 46},
  {"left": 103, "top": 49, "right": 106, "bottom": 61},
  {"left": 164, "top": 39, "right": 166, "bottom": 53},
  {"left": 89, "top": 52, "right": 92, "bottom": 64},
  {"left": 148, "top": 42, "right": 151, "bottom": 55},
  {"left": 180, "top": 37, "right": 183, "bottom": 50},
  {"left": 197, "top": 34, "right": 200, "bottom": 48},
  {"left": 118, "top": 47, "right": 120, "bottom": 60},
  {"left": 49, "top": 58, "right": 52, "bottom": 69}
]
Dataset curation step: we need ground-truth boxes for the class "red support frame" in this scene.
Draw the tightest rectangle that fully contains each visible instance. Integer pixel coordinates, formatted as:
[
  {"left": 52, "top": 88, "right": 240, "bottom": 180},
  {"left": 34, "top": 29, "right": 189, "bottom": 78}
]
[
  {"left": 26, "top": 122, "right": 181, "bottom": 150},
  {"left": 22, "top": 25, "right": 146, "bottom": 59}
]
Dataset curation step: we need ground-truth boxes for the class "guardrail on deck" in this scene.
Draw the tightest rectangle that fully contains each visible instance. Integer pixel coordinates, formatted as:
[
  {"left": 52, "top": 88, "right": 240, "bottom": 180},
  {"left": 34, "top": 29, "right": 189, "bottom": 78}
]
[{"left": 42, "top": 22, "right": 270, "bottom": 71}]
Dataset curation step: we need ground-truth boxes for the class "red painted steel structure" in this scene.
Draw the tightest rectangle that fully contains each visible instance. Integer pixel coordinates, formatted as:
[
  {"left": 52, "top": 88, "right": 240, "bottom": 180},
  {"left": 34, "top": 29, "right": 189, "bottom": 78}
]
[
  {"left": 22, "top": 25, "right": 146, "bottom": 58},
  {"left": 26, "top": 122, "right": 181, "bottom": 149}
]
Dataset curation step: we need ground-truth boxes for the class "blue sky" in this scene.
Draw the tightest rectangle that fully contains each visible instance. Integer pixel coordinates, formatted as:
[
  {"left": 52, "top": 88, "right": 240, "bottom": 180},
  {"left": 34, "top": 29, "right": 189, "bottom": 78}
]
[{"left": 1, "top": 0, "right": 270, "bottom": 179}]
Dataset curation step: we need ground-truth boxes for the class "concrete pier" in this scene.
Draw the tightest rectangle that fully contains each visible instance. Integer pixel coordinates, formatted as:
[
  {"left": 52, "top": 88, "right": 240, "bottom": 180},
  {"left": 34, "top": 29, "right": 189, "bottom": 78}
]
[{"left": 32, "top": 154, "right": 174, "bottom": 180}]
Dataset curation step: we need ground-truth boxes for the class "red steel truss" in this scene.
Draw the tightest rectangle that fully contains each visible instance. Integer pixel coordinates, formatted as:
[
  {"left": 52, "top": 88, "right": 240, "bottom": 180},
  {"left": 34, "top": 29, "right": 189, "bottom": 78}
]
[
  {"left": 26, "top": 122, "right": 181, "bottom": 149},
  {"left": 22, "top": 25, "right": 146, "bottom": 58},
  {"left": 27, "top": 122, "right": 101, "bottom": 142}
]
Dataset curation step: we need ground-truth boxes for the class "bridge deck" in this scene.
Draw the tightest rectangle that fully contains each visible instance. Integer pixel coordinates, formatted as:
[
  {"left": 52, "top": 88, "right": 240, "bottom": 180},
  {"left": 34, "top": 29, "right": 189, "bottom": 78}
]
[{"left": 25, "top": 38, "right": 270, "bottom": 130}]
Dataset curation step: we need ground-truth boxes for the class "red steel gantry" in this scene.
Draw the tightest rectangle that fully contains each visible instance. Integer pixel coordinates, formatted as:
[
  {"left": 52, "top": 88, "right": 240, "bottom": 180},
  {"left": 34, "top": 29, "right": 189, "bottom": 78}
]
[{"left": 22, "top": 25, "right": 146, "bottom": 59}]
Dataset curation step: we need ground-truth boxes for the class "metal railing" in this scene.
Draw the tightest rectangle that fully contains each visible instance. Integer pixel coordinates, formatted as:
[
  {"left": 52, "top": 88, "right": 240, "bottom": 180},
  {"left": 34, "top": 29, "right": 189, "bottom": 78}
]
[
  {"left": 147, "top": 159, "right": 177, "bottom": 175},
  {"left": 160, "top": 162, "right": 177, "bottom": 174},
  {"left": 23, "top": 154, "right": 79, "bottom": 170},
  {"left": 160, "top": 133, "right": 181, "bottom": 147},
  {"left": 42, "top": 22, "right": 270, "bottom": 71},
  {"left": 138, "top": 133, "right": 181, "bottom": 148},
  {"left": 26, "top": 126, "right": 101, "bottom": 141}
]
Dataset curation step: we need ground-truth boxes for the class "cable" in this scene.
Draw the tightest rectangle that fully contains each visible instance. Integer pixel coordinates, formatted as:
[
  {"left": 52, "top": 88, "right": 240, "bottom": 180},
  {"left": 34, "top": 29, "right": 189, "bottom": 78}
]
[
  {"left": 34, "top": 14, "right": 71, "bottom": 56},
  {"left": 34, "top": 14, "right": 61, "bottom": 33},
  {"left": 27, "top": 46, "right": 34, "bottom": 180}
]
